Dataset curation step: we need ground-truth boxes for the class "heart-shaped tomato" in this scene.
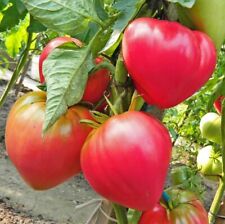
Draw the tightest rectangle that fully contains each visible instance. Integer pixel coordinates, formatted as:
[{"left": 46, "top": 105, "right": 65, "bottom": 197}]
[
  {"left": 5, "top": 91, "right": 93, "bottom": 190},
  {"left": 81, "top": 111, "right": 172, "bottom": 210},
  {"left": 122, "top": 18, "right": 216, "bottom": 109}
]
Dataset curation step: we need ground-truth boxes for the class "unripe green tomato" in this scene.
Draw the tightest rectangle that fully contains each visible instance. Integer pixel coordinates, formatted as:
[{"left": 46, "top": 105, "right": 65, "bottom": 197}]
[
  {"left": 197, "top": 145, "right": 222, "bottom": 181},
  {"left": 177, "top": 0, "right": 225, "bottom": 50},
  {"left": 200, "top": 113, "right": 221, "bottom": 144}
]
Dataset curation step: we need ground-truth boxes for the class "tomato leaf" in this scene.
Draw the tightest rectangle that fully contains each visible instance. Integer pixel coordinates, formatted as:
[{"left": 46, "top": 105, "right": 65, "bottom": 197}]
[
  {"left": 27, "top": 18, "right": 47, "bottom": 33},
  {"left": 102, "top": 0, "right": 145, "bottom": 56},
  {"left": 0, "top": 0, "right": 27, "bottom": 32},
  {"left": 5, "top": 17, "right": 29, "bottom": 57},
  {"left": 43, "top": 47, "right": 94, "bottom": 132},
  {"left": 0, "top": 0, "right": 9, "bottom": 11},
  {"left": 94, "top": 0, "right": 108, "bottom": 21},
  {"left": 167, "top": 0, "right": 196, "bottom": 8},
  {"left": 22, "top": 0, "right": 103, "bottom": 36}
]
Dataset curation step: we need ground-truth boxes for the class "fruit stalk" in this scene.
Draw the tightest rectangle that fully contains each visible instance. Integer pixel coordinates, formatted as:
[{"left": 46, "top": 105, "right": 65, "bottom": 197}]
[
  {"left": 112, "top": 203, "right": 128, "bottom": 224},
  {"left": 208, "top": 99, "right": 225, "bottom": 223}
]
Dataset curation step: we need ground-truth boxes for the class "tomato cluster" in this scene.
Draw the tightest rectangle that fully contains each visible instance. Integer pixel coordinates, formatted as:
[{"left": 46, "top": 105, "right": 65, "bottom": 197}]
[{"left": 5, "top": 13, "right": 216, "bottom": 223}]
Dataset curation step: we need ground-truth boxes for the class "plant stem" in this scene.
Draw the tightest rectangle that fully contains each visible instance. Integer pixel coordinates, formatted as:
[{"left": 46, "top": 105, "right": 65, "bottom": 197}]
[
  {"left": 112, "top": 203, "right": 128, "bottom": 224},
  {"left": 110, "top": 54, "right": 129, "bottom": 114},
  {"left": 0, "top": 23, "right": 33, "bottom": 108},
  {"left": 208, "top": 99, "right": 225, "bottom": 223}
]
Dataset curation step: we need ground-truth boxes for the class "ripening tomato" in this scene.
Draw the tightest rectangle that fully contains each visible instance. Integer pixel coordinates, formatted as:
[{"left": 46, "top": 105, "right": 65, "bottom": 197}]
[
  {"left": 5, "top": 91, "right": 93, "bottom": 190},
  {"left": 122, "top": 18, "right": 216, "bottom": 109},
  {"left": 81, "top": 111, "right": 172, "bottom": 210},
  {"left": 39, "top": 37, "right": 110, "bottom": 104},
  {"left": 139, "top": 189, "right": 208, "bottom": 224}
]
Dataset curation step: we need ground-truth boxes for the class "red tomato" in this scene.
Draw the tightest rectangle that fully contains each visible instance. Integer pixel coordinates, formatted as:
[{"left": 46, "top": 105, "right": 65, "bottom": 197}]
[
  {"left": 81, "top": 111, "right": 172, "bottom": 210},
  {"left": 122, "top": 18, "right": 216, "bottom": 109},
  {"left": 139, "top": 189, "right": 208, "bottom": 224},
  {"left": 213, "top": 96, "right": 224, "bottom": 114},
  {"left": 82, "top": 57, "right": 110, "bottom": 104},
  {"left": 139, "top": 204, "right": 168, "bottom": 224},
  {"left": 5, "top": 91, "right": 93, "bottom": 190},
  {"left": 39, "top": 37, "right": 110, "bottom": 104}
]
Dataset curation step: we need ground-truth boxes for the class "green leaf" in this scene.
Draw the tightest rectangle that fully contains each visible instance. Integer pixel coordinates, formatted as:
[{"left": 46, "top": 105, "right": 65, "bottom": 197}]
[
  {"left": 167, "top": 0, "right": 196, "bottom": 8},
  {"left": 102, "top": 0, "right": 145, "bottom": 56},
  {"left": 5, "top": 17, "right": 29, "bottom": 57},
  {"left": 27, "top": 18, "right": 47, "bottom": 33},
  {"left": 43, "top": 47, "right": 94, "bottom": 132},
  {"left": 15, "top": 0, "right": 27, "bottom": 14},
  {"left": 94, "top": 0, "right": 108, "bottom": 21},
  {"left": 75, "top": 22, "right": 100, "bottom": 44},
  {"left": 0, "top": 0, "right": 27, "bottom": 32},
  {"left": 22, "top": 0, "right": 103, "bottom": 35},
  {"left": 0, "top": 0, "right": 9, "bottom": 11}
]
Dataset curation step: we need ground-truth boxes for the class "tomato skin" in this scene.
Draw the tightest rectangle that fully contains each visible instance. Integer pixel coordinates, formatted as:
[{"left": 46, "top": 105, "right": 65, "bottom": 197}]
[
  {"left": 82, "top": 57, "right": 110, "bottom": 104},
  {"left": 81, "top": 111, "right": 172, "bottom": 210},
  {"left": 139, "top": 189, "right": 208, "bottom": 224},
  {"left": 122, "top": 18, "right": 216, "bottom": 109},
  {"left": 5, "top": 91, "right": 93, "bottom": 190},
  {"left": 213, "top": 96, "right": 224, "bottom": 114},
  {"left": 39, "top": 37, "right": 110, "bottom": 104}
]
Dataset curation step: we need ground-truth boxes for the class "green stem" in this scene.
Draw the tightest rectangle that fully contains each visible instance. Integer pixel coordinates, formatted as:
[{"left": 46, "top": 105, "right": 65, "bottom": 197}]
[
  {"left": 110, "top": 54, "right": 129, "bottom": 114},
  {"left": 208, "top": 98, "right": 225, "bottom": 224},
  {"left": 208, "top": 180, "right": 225, "bottom": 223},
  {"left": 128, "top": 90, "right": 145, "bottom": 111},
  {"left": 0, "top": 24, "right": 33, "bottom": 108},
  {"left": 112, "top": 203, "right": 128, "bottom": 224},
  {"left": 115, "top": 54, "right": 128, "bottom": 85}
]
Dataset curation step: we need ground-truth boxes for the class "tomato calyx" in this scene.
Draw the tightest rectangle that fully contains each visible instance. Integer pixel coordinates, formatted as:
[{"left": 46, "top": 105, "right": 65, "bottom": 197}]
[
  {"left": 162, "top": 189, "right": 200, "bottom": 211},
  {"left": 80, "top": 110, "right": 110, "bottom": 129}
]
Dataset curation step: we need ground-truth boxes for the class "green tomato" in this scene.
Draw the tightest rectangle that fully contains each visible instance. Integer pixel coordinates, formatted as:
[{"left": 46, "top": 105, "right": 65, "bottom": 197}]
[
  {"left": 200, "top": 112, "right": 221, "bottom": 144},
  {"left": 177, "top": 0, "right": 225, "bottom": 50},
  {"left": 197, "top": 145, "right": 222, "bottom": 181}
]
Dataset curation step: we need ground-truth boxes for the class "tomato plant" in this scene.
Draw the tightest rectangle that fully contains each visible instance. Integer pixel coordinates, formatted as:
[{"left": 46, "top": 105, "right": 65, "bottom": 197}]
[
  {"left": 139, "top": 189, "right": 208, "bottom": 224},
  {"left": 1, "top": 0, "right": 225, "bottom": 223},
  {"left": 5, "top": 91, "right": 93, "bottom": 190},
  {"left": 81, "top": 111, "right": 172, "bottom": 210}
]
